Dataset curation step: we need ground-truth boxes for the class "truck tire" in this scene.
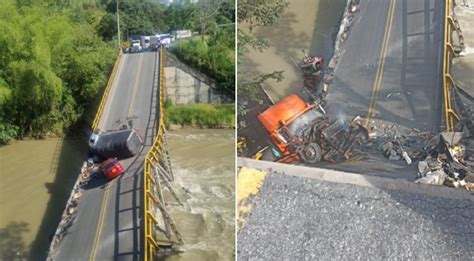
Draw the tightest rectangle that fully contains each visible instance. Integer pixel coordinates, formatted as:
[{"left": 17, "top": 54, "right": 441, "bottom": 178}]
[
  {"left": 315, "top": 62, "right": 322, "bottom": 71},
  {"left": 299, "top": 142, "right": 322, "bottom": 164}
]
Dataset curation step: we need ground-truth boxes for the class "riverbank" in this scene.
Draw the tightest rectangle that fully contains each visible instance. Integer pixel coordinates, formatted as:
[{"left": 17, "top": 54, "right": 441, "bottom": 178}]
[{"left": 165, "top": 103, "right": 235, "bottom": 129}]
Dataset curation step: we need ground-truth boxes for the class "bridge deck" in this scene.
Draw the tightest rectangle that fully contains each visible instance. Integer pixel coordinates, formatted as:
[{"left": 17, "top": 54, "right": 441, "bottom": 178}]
[
  {"left": 322, "top": 0, "right": 445, "bottom": 178},
  {"left": 53, "top": 51, "right": 160, "bottom": 260}
]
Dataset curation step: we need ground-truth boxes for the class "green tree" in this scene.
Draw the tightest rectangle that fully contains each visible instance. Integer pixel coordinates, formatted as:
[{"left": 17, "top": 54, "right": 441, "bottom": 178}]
[
  {"left": 164, "top": 3, "right": 198, "bottom": 31},
  {"left": 0, "top": 0, "right": 115, "bottom": 139},
  {"left": 97, "top": 13, "right": 117, "bottom": 41}
]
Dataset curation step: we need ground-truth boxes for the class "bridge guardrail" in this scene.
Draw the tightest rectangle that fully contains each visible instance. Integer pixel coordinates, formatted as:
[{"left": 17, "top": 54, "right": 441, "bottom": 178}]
[
  {"left": 443, "top": 0, "right": 464, "bottom": 131},
  {"left": 143, "top": 47, "right": 182, "bottom": 261},
  {"left": 91, "top": 50, "right": 123, "bottom": 131}
]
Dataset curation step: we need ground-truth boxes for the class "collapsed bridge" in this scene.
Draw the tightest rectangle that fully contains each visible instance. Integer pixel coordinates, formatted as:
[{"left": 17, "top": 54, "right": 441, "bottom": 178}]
[
  {"left": 47, "top": 47, "right": 182, "bottom": 260},
  {"left": 252, "top": 0, "right": 469, "bottom": 181}
]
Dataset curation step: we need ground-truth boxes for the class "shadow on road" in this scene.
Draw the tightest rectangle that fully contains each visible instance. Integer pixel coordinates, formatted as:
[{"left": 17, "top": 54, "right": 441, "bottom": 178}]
[
  {"left": 27, "top": 133, "right": 88, "bottom": 260},
  {"left": 112, "top": 51, "right": 159, "bottom": 260}
]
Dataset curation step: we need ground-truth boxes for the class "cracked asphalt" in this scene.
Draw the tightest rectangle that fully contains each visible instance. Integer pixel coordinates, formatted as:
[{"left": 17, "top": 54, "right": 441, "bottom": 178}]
[{"left": 237, "top": 173, "right": 474, "bottom": 260}]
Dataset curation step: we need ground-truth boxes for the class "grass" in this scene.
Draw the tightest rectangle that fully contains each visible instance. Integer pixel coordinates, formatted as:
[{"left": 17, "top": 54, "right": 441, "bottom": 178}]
[{"left": 164, "top": 102, "right": 235, "bottom": 128}]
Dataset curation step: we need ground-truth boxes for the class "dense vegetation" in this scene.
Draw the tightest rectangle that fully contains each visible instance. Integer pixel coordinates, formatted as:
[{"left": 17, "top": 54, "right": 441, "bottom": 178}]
[
  {"left": 0, "top": 0, "right": 115, "bottom": 143},
  {"left": 171, "top": 1, "right": 235, "bottom": 96},
  {"left": 0, "top": 0, "right": 235, "bottom": 144},
  {"left": 165, "top": 102, "right": 234, "bottom": 128}
]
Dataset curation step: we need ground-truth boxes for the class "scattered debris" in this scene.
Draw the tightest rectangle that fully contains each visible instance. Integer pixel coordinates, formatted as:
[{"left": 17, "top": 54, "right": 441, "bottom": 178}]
[
  {"left": 257, "top": 95, "right": 369, "bottom": 164},
  {"left": 355, "top": 121, "right": 473, "bottom": 191},
  {"left": 415, "top": 169, "right": 447, "bottom": 185},
  {"left": 414, "top": 132, "right": 474, "bottom": 191},
  {"left": 47, "top": 161, "right": 95, "bottom": 259},
  {"left": 360, "top": 122, "right": 434, "bottom": 164}
]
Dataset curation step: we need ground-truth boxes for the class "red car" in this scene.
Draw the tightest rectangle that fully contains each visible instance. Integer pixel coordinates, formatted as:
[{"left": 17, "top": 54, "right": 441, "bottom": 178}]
[{"left": 100, "top": 158, "right": 125, "bottom": 179}]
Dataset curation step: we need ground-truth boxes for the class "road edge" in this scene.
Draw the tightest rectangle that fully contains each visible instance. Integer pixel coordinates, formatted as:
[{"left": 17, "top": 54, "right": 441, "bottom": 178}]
[{"left": 238, "top": 157, "right": 474, "bottom": 201}]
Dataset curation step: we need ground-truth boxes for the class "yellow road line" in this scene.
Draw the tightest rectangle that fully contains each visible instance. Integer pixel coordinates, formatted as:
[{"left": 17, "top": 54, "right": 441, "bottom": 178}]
[
  {"left": 89, "top": 186, "right": 111, "bottom": 261},
  {"left": 128, "top": 54, "right": 145, "bottom": 118},
  {"left": 89, "top": 53, "right": 146, "bottom": 260},
  {"left": 237, "top": 167, "right": 267, "bottom": 229},
  {"left": 366, "top": 0, "right": 397, "bottom": 128}
]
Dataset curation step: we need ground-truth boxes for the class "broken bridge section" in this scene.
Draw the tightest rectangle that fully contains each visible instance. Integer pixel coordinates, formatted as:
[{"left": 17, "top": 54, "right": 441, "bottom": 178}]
[
  {"left": 326, "top": 0, "right": 444, "bottom": 133},
  {"left": 48, "top": 47, "right": 182, "bottom": 261},
  {"left": 317, "top": 0, "right": 447, "bottom": 178}
]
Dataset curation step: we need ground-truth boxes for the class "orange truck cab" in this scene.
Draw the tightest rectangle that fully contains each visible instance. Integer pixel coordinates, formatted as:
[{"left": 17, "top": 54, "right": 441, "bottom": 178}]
[{"left": 257, "top": 95, "right": 324, "bottom": 163}]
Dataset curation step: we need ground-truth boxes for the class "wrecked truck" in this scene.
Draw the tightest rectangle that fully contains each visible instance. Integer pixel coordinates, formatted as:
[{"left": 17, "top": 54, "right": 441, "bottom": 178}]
[
  {"left": 89, "top": 128, "right": 144, "bottom": 161},
  {"left": 257, "top": 95, "right": 368, "bottom": 164}
]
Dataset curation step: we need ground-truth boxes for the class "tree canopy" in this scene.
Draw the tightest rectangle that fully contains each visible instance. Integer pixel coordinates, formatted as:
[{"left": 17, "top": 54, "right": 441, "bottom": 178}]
[
  {"left": 0, "top": 0, "right": 115, "bottom": 142},
  {"left": 0, "top": 0, "right": 235, "bottom": 143}
]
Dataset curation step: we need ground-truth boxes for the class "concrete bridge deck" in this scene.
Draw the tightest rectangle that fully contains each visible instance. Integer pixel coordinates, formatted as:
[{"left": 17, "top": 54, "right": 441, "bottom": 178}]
[
  {"left": 320, "top": 0, "right": 446, "bottom": 179},
  {"left": 52, "top": 51, "right": 160, "bottom": 260}
]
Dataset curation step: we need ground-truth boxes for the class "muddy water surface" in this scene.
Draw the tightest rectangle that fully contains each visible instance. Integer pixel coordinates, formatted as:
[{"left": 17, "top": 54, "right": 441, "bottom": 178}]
[
  {"left": 241, "top": 0, "right": 347, "bottom": 102},
  {"left": 0, "top": 138, "right": 87, "bottom": 260},
  {"left": 166, "top": 129, "right": 235, "bottom": 261}
]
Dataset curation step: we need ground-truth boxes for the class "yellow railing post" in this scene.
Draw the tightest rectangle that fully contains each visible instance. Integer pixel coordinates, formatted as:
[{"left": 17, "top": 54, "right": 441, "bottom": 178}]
[
  {"left": 143, "top": 46, "right": 169, "bottom": 260},
  {"left": 91, "top": 49, "right": 123, "bottom": 131},
  {"left": 443, "top": 0, "right": 460, "bottom": 131}
]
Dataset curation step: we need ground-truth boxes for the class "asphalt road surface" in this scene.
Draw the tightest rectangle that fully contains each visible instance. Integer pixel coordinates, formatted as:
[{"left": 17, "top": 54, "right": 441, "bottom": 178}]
[
  {"left": 238, "top": 172, "right": 474, "bottom": 260},
  {"left": 315, "top": 0, "right": 446, "bottom": 179},
  {"left": 52, "top": 51, "right": 160, "bottom": 260},
  {"left": 326, "top": 0, "right": 444, "bottom": 130}
]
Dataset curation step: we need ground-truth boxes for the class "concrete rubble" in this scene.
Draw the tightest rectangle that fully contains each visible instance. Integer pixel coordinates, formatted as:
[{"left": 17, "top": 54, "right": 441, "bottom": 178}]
[
  {"left": 414, "top": 132, "right": 474, "bottom": 191},
  {"left": 363, "top": 127, "right": 474, "bottom": 191},
  {"left": 356, "top": 120, "right": 434, "bottom": 162},
  {"left": 305, "top": 0, "right": 360, "bottom": 102},
  {"left": 47, "top": 160, "right": 97, "bottom": 260}
]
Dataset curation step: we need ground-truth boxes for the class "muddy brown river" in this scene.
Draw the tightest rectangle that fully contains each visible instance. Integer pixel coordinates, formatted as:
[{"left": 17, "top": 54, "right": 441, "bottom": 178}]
[
  {"left": 166, "top": 129, "right": 235, "bottom": 261},
  {"left": 0, "top": 137, "right": 87, "bottom": 260},
  {"left": 241, "top": 0, "right": 347, "bottom": 102}
]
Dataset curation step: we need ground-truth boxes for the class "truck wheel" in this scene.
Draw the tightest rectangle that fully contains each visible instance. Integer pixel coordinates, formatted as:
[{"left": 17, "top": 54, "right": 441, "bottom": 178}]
[
  {"left": 299, "top": 142, "right": 322, "bottom": 164},
  {"left": 315, "top": 62, "right": 322, "bottom": 71}
]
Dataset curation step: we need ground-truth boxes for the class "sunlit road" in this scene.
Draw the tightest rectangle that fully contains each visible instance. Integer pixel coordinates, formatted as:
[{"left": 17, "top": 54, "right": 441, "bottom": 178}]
[
  {"left": 323, "top": 0, "right": 445, "bottom": 178},
  {"left": 53, "top": 51, "right": 160, "bottom": 261}
]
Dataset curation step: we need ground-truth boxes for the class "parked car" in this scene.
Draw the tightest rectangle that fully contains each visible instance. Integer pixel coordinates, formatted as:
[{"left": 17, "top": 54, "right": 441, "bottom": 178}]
[{"left": 100, "top": 158, "right": 125, "bottom": 179}]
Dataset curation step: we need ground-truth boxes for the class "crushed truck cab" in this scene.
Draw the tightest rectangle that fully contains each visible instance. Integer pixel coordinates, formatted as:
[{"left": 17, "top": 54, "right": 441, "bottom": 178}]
[{"left": 257, "top": 95, "right": 368, "bottom": 164}]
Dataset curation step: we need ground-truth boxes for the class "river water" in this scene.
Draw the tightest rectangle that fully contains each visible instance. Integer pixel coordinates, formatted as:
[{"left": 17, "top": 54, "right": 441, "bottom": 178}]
[
  {"left": 166, "top": 129, "right": 235, "bottom": 261},
  {"left": 241, "top": 0, "right": 347, "bottom": 102},
  {"left": 0, "top": 137, "right": 87, "bottom": 260}
]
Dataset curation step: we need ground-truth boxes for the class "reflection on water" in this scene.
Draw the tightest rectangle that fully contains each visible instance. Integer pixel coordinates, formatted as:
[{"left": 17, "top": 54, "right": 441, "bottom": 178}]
[
  {"left": 241, "top": 0, "right": 346, "bottom": 102},
  {"left": 0, "top": 138, "right": 87, "bottom": 260},
  {"left": 166, "top": 129, "right": 235, "bottom": 261}
]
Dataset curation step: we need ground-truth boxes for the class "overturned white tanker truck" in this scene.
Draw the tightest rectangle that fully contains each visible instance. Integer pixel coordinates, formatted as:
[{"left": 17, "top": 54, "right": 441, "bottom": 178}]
[{"left": 89, "top": 128, "right": 144, "bottom": 161}]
